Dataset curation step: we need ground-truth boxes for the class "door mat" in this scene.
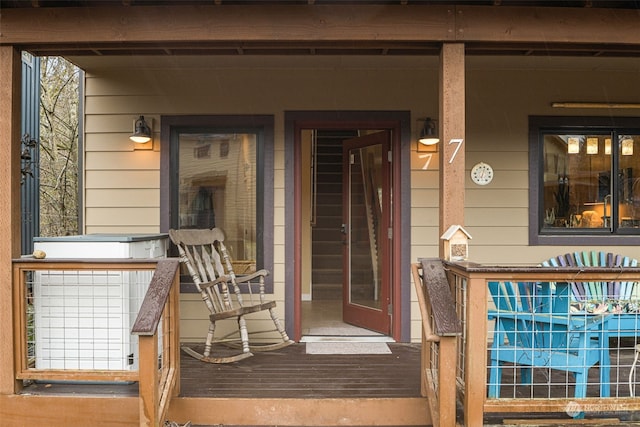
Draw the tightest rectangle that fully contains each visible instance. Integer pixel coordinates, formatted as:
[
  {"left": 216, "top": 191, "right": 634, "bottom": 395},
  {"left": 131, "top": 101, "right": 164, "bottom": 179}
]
[
  {"left": 305, "top": 342, "right": 391, "bottom": 355},
  {"left": 306, "top": 326, "right": 384, "bottom": 336}
]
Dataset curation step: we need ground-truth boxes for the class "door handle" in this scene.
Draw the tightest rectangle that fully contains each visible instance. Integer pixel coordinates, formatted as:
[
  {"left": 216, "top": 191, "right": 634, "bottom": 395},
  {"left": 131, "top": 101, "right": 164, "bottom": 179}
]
[{"left": 340, "top": 223, "right": 347, "bottom": 234}]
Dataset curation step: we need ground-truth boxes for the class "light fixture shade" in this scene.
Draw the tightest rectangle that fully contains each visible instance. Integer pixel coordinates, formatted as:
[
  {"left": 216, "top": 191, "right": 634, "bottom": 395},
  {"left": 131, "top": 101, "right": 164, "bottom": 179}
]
[
  {"left": 130, "top": 115, "right": 152, "bottom": 143},
  {"left": 586, "top": 137, "right": 598, "bottom": 154},
  {"left": 605, "top": 138, "right": 611, "bottom": 155},
  {"left": 418, "top": 118, "right": 439, "bottom": 146},
  {"left": 622, "top": 138, "right": 634, "bottom": 156},
  {"left": 567, "top": 137, "right": 580, "bottom": 154}
]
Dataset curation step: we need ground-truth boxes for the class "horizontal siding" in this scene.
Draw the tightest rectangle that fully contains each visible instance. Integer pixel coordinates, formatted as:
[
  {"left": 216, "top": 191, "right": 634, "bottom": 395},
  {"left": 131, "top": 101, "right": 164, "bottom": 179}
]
[
  {"left": 85, "top": 189, "right": 159, "bottom": 207},
  {"left": 85, "top": 151, "right": 159, "bottom": 170},
  {"left": 80, "top": 55, "right": 640, "bottom": 343},
  {"left": 411, "top": 208, "right": 439, "bottom": 227},
  {"left": 465, "top": 170, "right": 528, "bottom": 189},
  {"left": 85, "top": 170, "right": 159, "bottom": 189},
  {"left": 410, "top": 189, "right": 439, "bottom": 208},
  {"left": 466, "top": 151, "right": 528, "bottom": 170},
  {"left": 465, "top": 189, "right": 528, "bottom": 207},
  {"left": 85, "top": 225, "right": 160, "bottom": 234},
  {"left": 410, "top": 169, "right": 438, "bottom": 189},
  {"left": 85, "top": 132, "right": 136, "bottom": 152},
  {"left": 467, "top": 226, "right": 528, "bottom": 245},
  {"left": 85, "top": 207, "right": 159, "bottom": 226},
  {"left": 465, "top": 207, "right": 528, "bottom": 227}
]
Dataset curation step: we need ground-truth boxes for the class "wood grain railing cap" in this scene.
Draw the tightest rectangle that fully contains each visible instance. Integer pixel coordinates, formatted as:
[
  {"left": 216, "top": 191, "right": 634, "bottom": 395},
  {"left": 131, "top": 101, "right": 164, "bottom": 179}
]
[
  {"left": 132, "top": 258, "right": 180, "bottom": 336},
  {"left": 418, "top": 258, "right": 462, "bottom": 336}
]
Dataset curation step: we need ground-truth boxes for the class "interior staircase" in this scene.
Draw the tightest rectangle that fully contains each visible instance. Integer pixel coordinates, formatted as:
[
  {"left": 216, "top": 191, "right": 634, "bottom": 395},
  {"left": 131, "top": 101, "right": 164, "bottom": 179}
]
[{"left": 311, "top": 130, "right": 358, "bottom": 300}]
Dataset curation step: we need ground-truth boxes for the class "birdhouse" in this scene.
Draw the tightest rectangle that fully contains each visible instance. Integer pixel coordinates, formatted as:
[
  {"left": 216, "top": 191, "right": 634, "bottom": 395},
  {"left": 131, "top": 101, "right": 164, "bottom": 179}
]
[{"left": 440, "top": 225, "right": 472, "bottom": 261}]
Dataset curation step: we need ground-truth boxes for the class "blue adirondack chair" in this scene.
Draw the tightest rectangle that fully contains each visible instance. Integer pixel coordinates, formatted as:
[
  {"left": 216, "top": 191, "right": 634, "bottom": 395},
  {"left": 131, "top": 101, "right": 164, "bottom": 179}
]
[
  {"left": 541, "top": 251, "right": 640, "bottom": 336},
  {"left": 488, "top": 280, "right": 611, "bottom": 406},
  {"left": 541, "top": 251, "right": 639, "bottom": 307}
]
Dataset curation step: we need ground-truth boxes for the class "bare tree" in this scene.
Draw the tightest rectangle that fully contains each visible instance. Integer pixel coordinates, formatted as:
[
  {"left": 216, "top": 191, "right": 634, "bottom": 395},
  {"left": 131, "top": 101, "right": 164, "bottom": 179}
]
[{"left": 39, "top": 57, "right": 79, "bottom": 236}]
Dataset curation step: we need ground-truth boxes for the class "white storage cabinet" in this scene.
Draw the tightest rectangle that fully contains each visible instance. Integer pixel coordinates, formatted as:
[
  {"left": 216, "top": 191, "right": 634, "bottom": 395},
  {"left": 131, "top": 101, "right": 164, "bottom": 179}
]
[{"left": 32, "top": 234, "right": 168, "bottom": 371}]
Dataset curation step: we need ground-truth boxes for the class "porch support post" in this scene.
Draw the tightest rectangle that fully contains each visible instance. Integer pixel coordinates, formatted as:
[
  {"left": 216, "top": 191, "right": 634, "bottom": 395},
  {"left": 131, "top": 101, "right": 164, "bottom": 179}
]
[
  {"left": 438, "top": 43, "right": 466, "bottom": 258},
  {"left": 0, "top": 45, "right": 23, "bottom": 395}
]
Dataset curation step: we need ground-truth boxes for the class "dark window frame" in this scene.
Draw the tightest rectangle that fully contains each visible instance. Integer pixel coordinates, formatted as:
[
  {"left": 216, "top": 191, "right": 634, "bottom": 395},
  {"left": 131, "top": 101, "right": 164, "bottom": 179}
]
[
  {"left": 160, "top": 115, "right": 274, "bottom": 292},
  {"left": 529, "top": 115, "right": 640, "bottom": 246}
]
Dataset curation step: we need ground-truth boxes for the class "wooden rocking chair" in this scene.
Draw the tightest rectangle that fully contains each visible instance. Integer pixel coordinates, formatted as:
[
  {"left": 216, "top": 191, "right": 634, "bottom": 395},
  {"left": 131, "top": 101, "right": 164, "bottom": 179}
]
[{"left": 169, "top": 228, "right": 293, "bottom": 363}]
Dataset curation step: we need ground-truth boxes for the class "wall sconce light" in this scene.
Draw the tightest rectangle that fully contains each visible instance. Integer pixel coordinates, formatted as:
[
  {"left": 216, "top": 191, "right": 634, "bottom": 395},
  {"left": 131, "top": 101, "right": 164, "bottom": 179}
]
[
  {"left": 567, "top": 137, "right": 580, "bottom": 154},
  {"left": 605, "top": 138, "right": 611, "bottom": 155},
  {"left": 622, "top": 138, "right": 634, "bottom": 156},
  {"left": 417, "top": 117, "right": 439, "bottom": 152},
  {"left": 586, "top": 137, "right": 598, "bottom": 155},
  {"left": 130, "top": 115, "right": 152, "bottom": 144}
]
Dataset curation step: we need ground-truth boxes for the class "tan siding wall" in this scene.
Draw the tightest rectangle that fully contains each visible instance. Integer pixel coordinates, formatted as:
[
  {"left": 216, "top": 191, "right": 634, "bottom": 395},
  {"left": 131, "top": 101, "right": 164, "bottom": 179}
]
[
  {"left": 79, "top": 55, "right": 640, "bottom": 342},
  {"left": 464, "top": 60, "right": 640, "bottom": 268}
]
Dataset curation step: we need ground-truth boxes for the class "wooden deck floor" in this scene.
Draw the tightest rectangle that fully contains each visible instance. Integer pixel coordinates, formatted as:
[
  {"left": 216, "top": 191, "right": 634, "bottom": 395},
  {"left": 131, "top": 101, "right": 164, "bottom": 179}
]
[
  {"left": 21, "top": 342, "right": 421, "bottom": 399},
  {"left": 179, "top": 342, "right": 422, "bottom": 398}
]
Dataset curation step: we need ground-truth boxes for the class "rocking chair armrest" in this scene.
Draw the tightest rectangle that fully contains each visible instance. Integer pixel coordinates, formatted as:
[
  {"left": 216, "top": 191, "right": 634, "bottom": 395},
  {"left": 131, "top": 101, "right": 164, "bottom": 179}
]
[
  {"left": 198, "top": 275, "right": 231, "bottom": 291},
  {"left": 233, "top": 269, "right": 270, "bottom": 284}
]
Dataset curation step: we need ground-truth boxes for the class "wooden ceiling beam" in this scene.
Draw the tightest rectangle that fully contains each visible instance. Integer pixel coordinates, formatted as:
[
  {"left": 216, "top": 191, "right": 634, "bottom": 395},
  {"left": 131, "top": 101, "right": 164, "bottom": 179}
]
[
  {"left": 0, "top": 5, "right": 454, "bottom": 45},
  {"left": 455, "top": 5, "right": 640, "bottom": 44},
  {"left": 1, "top": 5, "right": 638, "bottom": 51}
]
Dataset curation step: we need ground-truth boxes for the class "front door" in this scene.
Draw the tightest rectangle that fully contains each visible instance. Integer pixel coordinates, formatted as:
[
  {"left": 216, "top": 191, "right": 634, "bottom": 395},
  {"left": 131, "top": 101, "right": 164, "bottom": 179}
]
[{"left": 342, "top": 131, "right": 391, "bottom": 334}]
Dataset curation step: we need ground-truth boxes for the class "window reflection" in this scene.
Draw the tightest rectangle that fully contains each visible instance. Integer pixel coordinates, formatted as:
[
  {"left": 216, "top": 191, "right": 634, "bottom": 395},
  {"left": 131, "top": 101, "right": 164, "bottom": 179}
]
[
  {"left": 178, "top": 132, "right": 257, "bottom": 273},
  {"left": 618, "top": 135, "right": 640, "bottom": 228},
  {"left": 542, "top": 133, "right": 640, "bottom": 232}
]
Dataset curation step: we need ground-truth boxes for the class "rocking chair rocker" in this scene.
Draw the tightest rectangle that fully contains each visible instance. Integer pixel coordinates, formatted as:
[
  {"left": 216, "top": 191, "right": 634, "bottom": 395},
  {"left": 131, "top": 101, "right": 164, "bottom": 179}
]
[{"left": 169, "top": 228, "right": 293, "bottom": 363}]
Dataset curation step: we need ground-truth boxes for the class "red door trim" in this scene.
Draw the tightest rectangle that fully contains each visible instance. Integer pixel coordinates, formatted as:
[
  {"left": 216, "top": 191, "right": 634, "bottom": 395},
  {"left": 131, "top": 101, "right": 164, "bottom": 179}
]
[{"left": 291, "top": 116, "right": 404, "bottom": 342}]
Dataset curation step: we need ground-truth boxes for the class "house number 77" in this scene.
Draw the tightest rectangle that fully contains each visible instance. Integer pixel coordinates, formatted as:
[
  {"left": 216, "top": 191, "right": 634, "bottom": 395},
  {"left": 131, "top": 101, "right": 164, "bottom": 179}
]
[{"left": 448, "top": 138, "right": 464, "bottom": 164}]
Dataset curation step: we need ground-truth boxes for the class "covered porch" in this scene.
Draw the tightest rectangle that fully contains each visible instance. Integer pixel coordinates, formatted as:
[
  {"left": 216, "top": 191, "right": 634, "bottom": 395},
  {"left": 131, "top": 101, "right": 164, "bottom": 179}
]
[
  {"left": 4, "top": 257, "right": 640, "bottom": 426},
  {"left": 2, "top": 2, "right": 640, "bottom": 427}
]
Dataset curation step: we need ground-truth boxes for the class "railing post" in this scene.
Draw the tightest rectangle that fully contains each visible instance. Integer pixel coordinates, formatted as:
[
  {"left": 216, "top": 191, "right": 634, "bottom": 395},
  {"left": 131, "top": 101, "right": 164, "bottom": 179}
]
[
  {"left": 464, "top": 275, "right": 488, "bottom": 427},
  {"left": 139, "top": 332, "right": 160, "bottom": 427},
  {"left": 132, "top": 259, "right": 180, "bottom": 427},
  {"left": 438, "top": 337, "right": 458, "bottom": 427},
  {"left": 414, "top": 260, "right": 463, "bottom": 427}
]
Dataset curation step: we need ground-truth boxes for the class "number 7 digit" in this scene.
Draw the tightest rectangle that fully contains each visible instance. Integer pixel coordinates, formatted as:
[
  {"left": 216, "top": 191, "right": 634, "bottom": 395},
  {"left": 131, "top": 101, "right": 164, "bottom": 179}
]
[
  {"left": 448, "top": 138, "right": 464, "bottom": 164},
  {"left": 419, "top": 153, "right": 433, "bottom": 170}
]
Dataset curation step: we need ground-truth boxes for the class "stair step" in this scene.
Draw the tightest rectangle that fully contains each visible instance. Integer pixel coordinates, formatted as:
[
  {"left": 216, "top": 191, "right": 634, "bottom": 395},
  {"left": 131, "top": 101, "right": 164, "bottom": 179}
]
[
  {"left": 312, "top": 257, "right": 341, "bottom": 270},
  {"left": 312, "top": 269, "right": 342, "bottom": 283},
  {"left": 312, "top": 229, "right": 343, "bottom": 241}
]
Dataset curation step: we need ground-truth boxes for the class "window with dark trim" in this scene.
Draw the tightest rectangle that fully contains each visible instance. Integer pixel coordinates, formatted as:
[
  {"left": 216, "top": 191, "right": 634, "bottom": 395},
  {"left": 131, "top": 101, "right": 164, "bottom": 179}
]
[
  {"left": 529, "top": 116, "right": 640, "bottom": 246},
  {"left": 160, "top": 115, "right": 274, "bottom": 292}
]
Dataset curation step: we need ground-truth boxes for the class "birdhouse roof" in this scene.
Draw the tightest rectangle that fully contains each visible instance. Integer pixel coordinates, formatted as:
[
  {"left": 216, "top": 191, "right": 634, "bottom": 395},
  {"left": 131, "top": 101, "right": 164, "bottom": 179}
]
[{"left": 440, "top": 225, "right": 472, "bottom": 240}]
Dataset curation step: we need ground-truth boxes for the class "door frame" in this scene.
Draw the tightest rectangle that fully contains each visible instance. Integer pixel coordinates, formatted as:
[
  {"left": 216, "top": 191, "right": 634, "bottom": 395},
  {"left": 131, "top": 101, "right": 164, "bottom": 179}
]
[{"left": 284, "top": 111, "right": 412, "bottom": 342}]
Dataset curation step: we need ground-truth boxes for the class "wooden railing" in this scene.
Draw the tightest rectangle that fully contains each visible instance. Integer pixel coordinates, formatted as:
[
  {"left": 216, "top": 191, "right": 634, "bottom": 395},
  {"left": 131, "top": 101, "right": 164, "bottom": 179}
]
[
  {"left": 11, "top": 258, "right": 180, "bottom": 427},
  {"left": 132, "top": 259, "right": 181, "bottom": 427},
  {"left": 411, "top": 259, "right": 462, "bottom": 427},
  {"left": 443, "top": 261, "right": 640, "bottom": 427}
]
